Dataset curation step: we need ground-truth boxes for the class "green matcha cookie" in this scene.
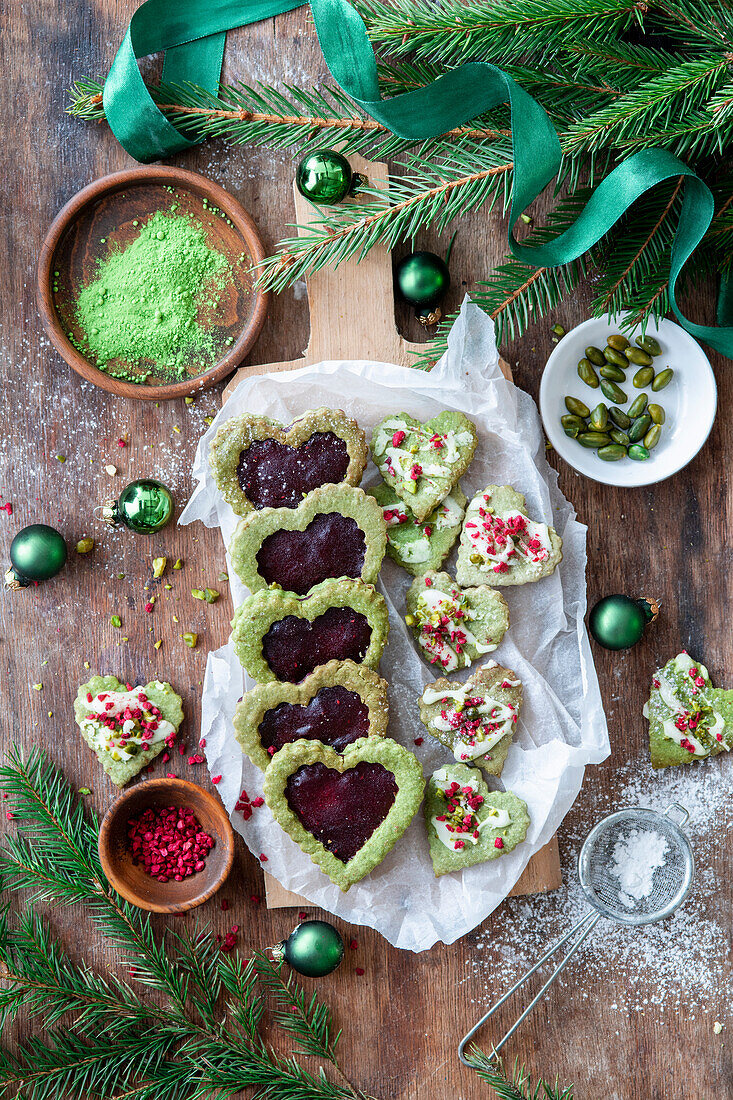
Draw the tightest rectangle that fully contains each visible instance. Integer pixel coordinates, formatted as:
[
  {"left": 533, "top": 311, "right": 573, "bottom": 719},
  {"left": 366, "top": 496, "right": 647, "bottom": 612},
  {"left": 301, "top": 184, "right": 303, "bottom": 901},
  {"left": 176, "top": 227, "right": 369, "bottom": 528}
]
[
  {"left": 424, "top": 763, "right": 530, "bottom": 877},
  {"left": 209, "top": 407, "right": 368, "bottom": 516},
  {"left": 643, "top": 651, "right": 732, "bottom": 769},
  {"left": 229, "top": 484, "right": 386, "bottom": 595},
  {"left": 418, "top": 661, "right": 522, "bottom": 777},
  {"left": 456, "top": 485, "right": 563, "bottom": 587},
  {"left": 370, "top": 412, "right": 477, "bottom": 522},
  {"left": 367, "top": 481, "right": 467, "bottom": 576},
  {"left": 233, "top": 659, "right": 389, "bottom": 772},
  {"left": 231, "top": 576, "right": 390, "bottom": 684},
  {"left": 263, "top": 736, "right": 425, "bottom": 891},
  {"left": 73, "top": 675, "right": 184, "bottom": 787},
  {"left": 405, "top": 571, "right": 509, "bottom": 672}
]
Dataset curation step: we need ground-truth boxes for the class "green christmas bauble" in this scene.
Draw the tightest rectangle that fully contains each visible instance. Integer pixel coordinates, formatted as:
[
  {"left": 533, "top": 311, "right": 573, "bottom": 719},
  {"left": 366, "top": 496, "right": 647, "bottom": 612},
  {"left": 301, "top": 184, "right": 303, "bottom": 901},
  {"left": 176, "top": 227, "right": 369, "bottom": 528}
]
[
  {"left": 103, "top": 479, "right": 174, "bottom": 534},
  {"left": 589, "top": 595, "right": 659, "bottom": 650},
  {"left": 395, "top": 251, "right": 451, "bottom": 324},
  {"left": 279, "top": 920, "right": 344, "bottom": 977},
  {"left": 296, "top": 150, "right": 353, "bottom": 204},
  {"left": 5, "top": 524, "right": 67, "bottom": 589}
]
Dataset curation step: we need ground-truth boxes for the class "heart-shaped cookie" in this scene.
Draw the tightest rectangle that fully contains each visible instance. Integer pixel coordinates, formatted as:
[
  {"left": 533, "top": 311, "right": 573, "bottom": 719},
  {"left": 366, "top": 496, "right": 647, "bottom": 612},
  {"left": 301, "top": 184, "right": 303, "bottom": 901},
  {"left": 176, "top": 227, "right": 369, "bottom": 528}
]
[
  {"left": 209, "top": 407, "right": 368, "bottom": 516},
  {"left": 73, "top": 675, "right": 184, "bottom": 787},
  {"left": 231, "top": 576, "right": 390, "bottom": 684},
  {"left": 233, "top": 659, "right": 389, "bottom": 771},
  {"left": 424, "top": 763, "right": 530, "bottom": 877},
  {"left": 368, "top": 481, "right": 467, "bottom": 576},
  {"left": 263, "top": 736, "right": 425, "bottom": 891},
  {"left": 405, "top": 571, "right": 509, "bottom": 672},
  {"left": 229, "top": 484, "right": 386, "bottom": 595},
  {"left": 643, "top": 651, "right": 733, "bottom": 769},
  {"left": 370, "top": 412, "right": 477, "bottom": 522},
  {"left": 456, "top": 485, "right": 563, "bottom": 587},
  {"left": 418, "top": 661, "right": 522, "bottom": 777}
]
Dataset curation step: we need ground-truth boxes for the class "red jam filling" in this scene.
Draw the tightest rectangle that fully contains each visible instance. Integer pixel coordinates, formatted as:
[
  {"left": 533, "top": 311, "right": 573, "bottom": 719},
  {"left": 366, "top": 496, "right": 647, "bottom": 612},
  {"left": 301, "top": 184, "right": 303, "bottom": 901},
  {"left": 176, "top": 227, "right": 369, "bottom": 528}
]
[
  {"left": 236, "top": 432, "right": 350, "bottom": 509},
  {"left": 256, "top": 513, "right": 365, "bottom": 595},
  {"left": 259, "top": 686, "right": 370, "bottom": 754},
  {"left": 263, "top": 606, "right": 372, "bottom": 682},
  {"left": 285, "top": 761, "right": 398, "bottom": 862}
]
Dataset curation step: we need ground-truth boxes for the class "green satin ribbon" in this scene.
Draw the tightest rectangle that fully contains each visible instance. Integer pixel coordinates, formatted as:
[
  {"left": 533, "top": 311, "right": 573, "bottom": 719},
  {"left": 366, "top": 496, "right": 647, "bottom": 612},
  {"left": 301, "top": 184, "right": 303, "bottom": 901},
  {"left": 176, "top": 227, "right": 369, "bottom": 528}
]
[{"left": 102, "top": 0, "right": 733, "bottom": 357}]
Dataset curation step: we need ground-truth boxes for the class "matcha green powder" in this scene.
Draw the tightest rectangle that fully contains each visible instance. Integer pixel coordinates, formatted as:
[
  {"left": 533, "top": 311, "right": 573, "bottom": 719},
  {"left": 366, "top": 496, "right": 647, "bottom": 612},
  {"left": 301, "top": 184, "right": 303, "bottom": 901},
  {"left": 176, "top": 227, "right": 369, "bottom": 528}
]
[{"left": 73, "top": 209, "right": 232, "bottom": 381}]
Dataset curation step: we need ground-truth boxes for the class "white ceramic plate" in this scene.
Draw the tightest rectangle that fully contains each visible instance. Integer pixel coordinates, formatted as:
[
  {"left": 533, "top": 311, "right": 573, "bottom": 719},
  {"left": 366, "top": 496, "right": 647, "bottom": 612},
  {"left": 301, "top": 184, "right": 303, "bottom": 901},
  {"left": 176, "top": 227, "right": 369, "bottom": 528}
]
[{"left": 539, "top": 314, "right": 717, "bottom": 487}]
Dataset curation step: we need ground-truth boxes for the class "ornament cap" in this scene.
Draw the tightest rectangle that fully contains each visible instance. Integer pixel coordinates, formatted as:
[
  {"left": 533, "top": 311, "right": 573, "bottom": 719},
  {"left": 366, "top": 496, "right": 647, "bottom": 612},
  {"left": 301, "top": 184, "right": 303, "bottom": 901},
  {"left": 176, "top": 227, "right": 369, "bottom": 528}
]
[
  {"left": 4, "top": 567, "right": 26, "bottom": 590},
  {"left": 637, "top": 596, "right": 660, "bottom": 623},
  {"left": 416, "top": 306, "right": 443, "bottom": 327},
  {"left": 102, "top": 499, "right": 120, "bottom": 527}
]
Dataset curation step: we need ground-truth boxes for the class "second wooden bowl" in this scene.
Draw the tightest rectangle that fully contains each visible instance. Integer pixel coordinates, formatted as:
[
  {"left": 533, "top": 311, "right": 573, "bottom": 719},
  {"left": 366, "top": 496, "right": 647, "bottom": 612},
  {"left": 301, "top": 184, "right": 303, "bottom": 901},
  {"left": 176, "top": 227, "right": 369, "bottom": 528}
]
[
  {"left": 99, "top": 777, "right": 235, "bottom": 913},
  {"left": 37, "top": 166, "right": 269, "bottom": 401}
]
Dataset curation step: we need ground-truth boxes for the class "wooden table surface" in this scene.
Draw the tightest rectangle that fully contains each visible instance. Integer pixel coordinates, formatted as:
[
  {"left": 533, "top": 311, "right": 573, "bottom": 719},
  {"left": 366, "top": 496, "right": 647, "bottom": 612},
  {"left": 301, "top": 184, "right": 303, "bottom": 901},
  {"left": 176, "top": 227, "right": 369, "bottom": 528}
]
[{"left": 2, "top": 4, "right": 731, "bottom": 1098}]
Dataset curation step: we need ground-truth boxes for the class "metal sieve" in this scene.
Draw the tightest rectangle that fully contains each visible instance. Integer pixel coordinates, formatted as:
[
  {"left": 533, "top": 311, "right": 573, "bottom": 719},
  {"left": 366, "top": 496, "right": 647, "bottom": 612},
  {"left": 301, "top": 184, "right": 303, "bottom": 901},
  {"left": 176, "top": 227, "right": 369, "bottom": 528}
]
[{"left": 458, "top": 803, "right": 695, "bottom": 1063}]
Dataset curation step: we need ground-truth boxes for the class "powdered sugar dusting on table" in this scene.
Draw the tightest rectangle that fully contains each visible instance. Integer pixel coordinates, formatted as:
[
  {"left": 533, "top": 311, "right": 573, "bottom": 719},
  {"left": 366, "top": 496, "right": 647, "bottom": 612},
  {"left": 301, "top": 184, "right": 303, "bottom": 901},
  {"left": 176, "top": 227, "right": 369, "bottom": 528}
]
[{"left": 464, "top": 754, "right": 733, "bottom": 1019}]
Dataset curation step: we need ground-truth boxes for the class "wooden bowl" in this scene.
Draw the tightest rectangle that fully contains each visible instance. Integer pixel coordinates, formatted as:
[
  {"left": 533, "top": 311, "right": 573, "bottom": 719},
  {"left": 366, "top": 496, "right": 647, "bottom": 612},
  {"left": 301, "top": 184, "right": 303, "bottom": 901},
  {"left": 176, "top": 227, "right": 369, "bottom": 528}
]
[
  {"left": 37, "top": 166, "right": 269, "bottom": 401},
  {"left": 98, "top": 777, "right": 235, "bottom": 913}
]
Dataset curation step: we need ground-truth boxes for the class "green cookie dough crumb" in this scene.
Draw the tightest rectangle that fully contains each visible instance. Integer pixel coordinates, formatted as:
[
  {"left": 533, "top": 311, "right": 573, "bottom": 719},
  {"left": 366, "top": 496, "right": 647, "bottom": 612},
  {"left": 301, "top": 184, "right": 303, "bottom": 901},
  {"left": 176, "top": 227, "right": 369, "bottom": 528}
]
[
  {"left": 71, "top": 210, "right": 231, "bottom": 383},
  {"left": 424, "top": 762, "right": 530, "bottom": 876},
  {"left": 644, "top": 651, "right": 733, "bottom": 769}
]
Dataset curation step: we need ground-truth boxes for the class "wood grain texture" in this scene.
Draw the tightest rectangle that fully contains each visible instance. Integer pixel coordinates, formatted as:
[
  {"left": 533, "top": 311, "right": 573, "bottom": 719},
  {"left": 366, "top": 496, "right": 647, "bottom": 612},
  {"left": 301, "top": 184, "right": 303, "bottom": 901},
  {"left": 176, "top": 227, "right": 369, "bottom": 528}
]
[{"left": 1, "top": 3, "right": 731, "bottom": 1098}]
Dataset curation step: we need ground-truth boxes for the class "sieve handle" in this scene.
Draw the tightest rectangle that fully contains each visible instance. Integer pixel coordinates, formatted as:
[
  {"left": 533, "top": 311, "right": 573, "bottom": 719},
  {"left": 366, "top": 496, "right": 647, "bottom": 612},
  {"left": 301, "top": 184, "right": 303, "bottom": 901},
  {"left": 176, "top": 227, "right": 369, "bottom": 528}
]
[
  {"left": 458, "top": 909, "right": 602, "bottom": 1066},
  {"left": 664, "top": 802, "right": 689, "bottom": 827}
]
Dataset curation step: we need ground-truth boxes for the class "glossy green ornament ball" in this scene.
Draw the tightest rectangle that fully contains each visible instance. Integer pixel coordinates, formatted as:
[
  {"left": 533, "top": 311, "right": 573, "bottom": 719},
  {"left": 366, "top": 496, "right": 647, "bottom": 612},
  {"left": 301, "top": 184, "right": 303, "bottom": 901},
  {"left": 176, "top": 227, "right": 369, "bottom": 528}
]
[
  {"left": 395, "top": 251, "right": 450, "bottom": 311},
  {"left": 589, "top": 594, "right": 658, "bottom": 650},
  {"left": 103, "top": 479, "right": 174, "bottom": 534},
  {"left": 280, "top": 920, "right": 344, "bottom": 977},
  {"left": 296, "top": 150, "right": 353, "bottom": 204},
  {"left": 7, "top": 524, "right": 67, "bottom": 587}
]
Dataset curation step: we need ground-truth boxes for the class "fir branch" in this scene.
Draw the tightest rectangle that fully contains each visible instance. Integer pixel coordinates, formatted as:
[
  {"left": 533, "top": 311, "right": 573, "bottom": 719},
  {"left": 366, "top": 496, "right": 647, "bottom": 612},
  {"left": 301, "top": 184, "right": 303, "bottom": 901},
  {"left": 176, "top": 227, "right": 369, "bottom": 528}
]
[
  {"left": 255, "top": 952, "right": 341, "bottom": 1065},
  {"left": 357, "top": 0, "right": 645, "bottom": 66},
  {"left": 255, "top": 141, "right": 514, "bottom": 293},
  {"left": 411, "top": 189, "right": 594, "bottom": 365},
  {"left": 594, "top": 177, "right": 683, "bottom": 316},
  {"left": 561, "top": 56, "right": 731, "bottom": 156},
  {"left": 68, "top": 78, "right": 511, "bottom": 159},
  {"left": 464, "top": 1047, "right": 574, "bottom": 1100},
  {"left": 0, "top": 749, "right": 378, "bottom": 1100}
]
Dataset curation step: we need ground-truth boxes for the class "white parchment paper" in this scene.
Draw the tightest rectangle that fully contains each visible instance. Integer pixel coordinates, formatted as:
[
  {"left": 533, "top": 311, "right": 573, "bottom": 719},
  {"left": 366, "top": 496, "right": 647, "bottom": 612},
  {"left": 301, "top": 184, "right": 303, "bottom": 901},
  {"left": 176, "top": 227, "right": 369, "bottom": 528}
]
[{"left": 180, "top": 300, "right": 610, "bottom": 951}]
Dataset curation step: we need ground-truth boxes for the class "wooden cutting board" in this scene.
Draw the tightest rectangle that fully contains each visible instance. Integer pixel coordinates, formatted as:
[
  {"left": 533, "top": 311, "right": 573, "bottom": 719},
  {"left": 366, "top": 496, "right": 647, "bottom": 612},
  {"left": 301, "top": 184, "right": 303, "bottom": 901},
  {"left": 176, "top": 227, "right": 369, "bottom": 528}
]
[{"left": 222, "top": 151, "right": 561, "bottom": 907}]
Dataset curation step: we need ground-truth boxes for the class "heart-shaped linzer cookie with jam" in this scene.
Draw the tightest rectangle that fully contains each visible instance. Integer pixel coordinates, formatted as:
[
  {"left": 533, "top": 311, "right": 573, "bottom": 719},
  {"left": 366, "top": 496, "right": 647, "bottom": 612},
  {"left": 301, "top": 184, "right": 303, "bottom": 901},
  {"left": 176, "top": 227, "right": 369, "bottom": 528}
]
[
  {"left": 367, "top": 481, "right": 467, "bottom": 577},
  {"left": 209, "top": 407, "right": 368, "bottom": 516},
  {"left": 74, "top": 675, "right": 184, "bottom": 787},
  {"left": 424, "top": 763, "right": 530, "bottom": 877},
  {"left": 405, "top": 571, "right": 509, "bottom": 672},
  {"left": 456, "top": 485, "right": 563, "bottom": 587},
  {"left": 233, "top": 659, "right": 389, "bottom": 771},
  {"left": 229, "top": 485, "right": 386, "bottom": 595},
  {"left": 263, "top": 736, "right": 425, "bottom": 891},
  {"left": 418, "top": 661, "right": 522, "bottom": 777},
  {"left": 231, "top": 576, "right": 389, "bottom": 684},
  {"left": 371, "top": 412, "right": 477, "bottom": 522}
]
